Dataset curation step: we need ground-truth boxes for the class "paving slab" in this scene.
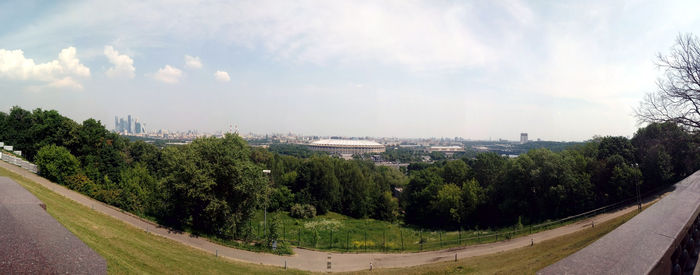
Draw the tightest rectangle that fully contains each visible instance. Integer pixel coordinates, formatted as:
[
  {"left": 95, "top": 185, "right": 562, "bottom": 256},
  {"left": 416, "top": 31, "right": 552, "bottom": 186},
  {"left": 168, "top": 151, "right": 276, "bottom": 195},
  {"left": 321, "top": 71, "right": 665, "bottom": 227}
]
[
  {"left": 539, "top": 172, "right": 700, "bottom": 275},
  {"left": 0, "top": 177, "right": 106, "bottom": 274}
]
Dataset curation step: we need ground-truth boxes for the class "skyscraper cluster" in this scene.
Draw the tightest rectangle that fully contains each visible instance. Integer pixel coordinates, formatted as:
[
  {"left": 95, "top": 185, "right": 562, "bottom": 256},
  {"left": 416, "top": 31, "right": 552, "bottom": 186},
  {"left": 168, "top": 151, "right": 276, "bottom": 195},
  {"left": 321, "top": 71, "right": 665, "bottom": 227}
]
[{"left": 114, "top": 115, "right": 145, "bottom": 134}]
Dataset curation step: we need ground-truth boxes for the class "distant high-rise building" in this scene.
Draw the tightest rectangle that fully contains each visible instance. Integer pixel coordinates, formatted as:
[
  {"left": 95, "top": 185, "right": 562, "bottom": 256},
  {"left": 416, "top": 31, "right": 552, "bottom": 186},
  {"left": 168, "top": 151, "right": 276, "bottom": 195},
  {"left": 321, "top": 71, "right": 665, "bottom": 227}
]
[
  {"left": 520, "top": 133, "right": 528, "bottom": 144},
  {"left": 114, "top": 114, "right": 148, "bottom": 135},
  {"left": 135, "top": 120, "right": 141, "bottom": 134},
  {"left": 127, "top": 115, "right": 132, "bottom": 134},
  {"left": 119, "top": 118, "right": 126, "bottom": 133}
]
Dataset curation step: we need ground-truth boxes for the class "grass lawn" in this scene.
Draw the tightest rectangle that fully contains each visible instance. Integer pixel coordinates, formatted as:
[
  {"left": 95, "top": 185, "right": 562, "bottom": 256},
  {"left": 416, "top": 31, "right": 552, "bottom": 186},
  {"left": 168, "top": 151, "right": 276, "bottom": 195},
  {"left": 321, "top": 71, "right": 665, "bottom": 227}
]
[
  {"left": 247, "top": 208, "right": 611, "bottom": 253},
  {"left": 0, "top": 163, "right": 646, "bottom": 274},
  {"left": 0, "top": 166, "right": 306, "bottom": 274},
  {"left": 350, "top": 204, "right": 644, "bottom": 274}
]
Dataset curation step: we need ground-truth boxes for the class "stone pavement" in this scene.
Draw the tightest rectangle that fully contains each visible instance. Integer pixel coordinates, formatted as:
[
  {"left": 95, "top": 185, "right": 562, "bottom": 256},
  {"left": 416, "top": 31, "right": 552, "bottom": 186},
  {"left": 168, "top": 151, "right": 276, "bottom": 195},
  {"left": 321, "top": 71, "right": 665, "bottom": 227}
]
[{"left": 0, "top": 177, "right": 106, "bottom": 274}]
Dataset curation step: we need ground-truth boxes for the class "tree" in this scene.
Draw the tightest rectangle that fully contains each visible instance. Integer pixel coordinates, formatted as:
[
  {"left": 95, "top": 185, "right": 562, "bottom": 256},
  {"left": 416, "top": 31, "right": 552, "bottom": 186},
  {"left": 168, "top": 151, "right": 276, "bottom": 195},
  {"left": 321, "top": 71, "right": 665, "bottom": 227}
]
[
  {"left": 597, "top": 136, "right": 635, "bottom": 164},
  {"left": 294, "top": 156, "right": 341, "bottom": 215},
  {"left": 402, "top": 168, "right": 444, "bottom": 226},
  {"left": 34, "top": 144, "right": 80, "bottom": 185},
  {"left": 118, "top": 163, "right": 156, "bottom": 215},
  {"left": 472, "top": 152, "right": 507, "bottom": 189},
  {"left": 637, "top": 34, "right": 700, "bottom": 131},
  {"left": 338, "top": 162, "right": 371, "bottom": 218},
  {"left": 126, "top": 141, "right": 162, "bottom": 175},
  {"left": 64, "top": 173, "right": 98, "bottom": 195},
  {"left": 432, "top": 183, "right": 463, "bottom": 226},
  {"left": 459, "top": 179, "right": 483, "bottom": 225},
  {"left": 374, "top": 191, "right": 399, "bottom": 222},
  {"left": 160, "top": 134, "right": 268, "bottom": 237},
  {"left": 442, "top": 160, "right": 471, "bottom": 185},
  {"left": 3, "top": 107, "right": 33, "bottom": 157},
  {"left": 267, "top": 212, "right": 280, "bottom": 247},
  {"left": 632, "top": 122, "right": 698, "bottom": 183}
]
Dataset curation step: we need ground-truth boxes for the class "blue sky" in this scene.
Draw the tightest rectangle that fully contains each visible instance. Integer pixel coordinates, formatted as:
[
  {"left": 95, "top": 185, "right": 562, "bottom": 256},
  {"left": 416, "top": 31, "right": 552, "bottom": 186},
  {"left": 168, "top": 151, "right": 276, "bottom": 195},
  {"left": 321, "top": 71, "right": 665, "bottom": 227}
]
[{"left": 2, "top": 0, "right": 700, "bottom": 141}]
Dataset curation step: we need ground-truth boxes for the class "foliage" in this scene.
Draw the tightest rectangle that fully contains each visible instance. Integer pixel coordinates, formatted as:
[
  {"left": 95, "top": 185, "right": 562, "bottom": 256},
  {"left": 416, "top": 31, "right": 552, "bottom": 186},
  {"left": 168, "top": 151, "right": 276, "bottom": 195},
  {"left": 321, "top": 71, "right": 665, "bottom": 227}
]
[
  {"left": 268, "top": 143, "right": 319, "bottom": 158},
  {"left": 2, "top": 105, "right": 700, "bottom": 250},
  {"left": 2, "top": 168, "right": 301, "bottom": 274},
  {"left": 290, "top": 203, "right": 317, "bottom": 219},
  {"left": 64, "top": 173, "right": 98, "bottom": 195},
  {"left": 160, "top": 134, "right": 268, "bottom": 237},
  {"left": 267, "top": 213, "right": 280, "bottom": 246},
  {"left": 34, "top": 144, "right": 80, "bottom": 185}
]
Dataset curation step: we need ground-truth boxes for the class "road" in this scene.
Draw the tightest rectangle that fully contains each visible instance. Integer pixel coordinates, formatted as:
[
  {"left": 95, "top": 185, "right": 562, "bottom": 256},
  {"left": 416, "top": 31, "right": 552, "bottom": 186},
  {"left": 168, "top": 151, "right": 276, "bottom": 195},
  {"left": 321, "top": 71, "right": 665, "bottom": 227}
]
[{"left": 0, "top": 160, "right": 666, "bottom": 273}]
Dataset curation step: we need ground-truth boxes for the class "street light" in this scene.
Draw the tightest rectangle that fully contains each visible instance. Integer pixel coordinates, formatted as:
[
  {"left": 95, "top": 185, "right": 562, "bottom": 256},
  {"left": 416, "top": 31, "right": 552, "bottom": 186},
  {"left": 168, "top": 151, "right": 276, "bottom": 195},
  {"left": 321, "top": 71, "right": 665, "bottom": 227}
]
[
  {"left": 263, "top": 170, "right": 271, "bottom": 240},
  {"left": 634, "top": 164, "right": 642, "bottom": 212}
]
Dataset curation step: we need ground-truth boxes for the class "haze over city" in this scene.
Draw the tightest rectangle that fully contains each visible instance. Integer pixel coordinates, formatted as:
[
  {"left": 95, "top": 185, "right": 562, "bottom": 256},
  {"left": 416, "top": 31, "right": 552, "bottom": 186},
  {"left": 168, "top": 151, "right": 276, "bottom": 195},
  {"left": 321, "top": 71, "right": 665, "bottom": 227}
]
[{"left": 2, "top": 1, "right": 700, "bottom": 140}]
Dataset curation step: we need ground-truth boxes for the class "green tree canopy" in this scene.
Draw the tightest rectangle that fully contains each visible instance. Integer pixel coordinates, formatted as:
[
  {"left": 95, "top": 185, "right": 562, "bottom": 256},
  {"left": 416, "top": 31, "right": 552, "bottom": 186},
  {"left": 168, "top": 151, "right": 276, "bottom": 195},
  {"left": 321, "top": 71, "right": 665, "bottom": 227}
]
[{"left": 34, "top": 144, "right": 80, "bottom": 185}]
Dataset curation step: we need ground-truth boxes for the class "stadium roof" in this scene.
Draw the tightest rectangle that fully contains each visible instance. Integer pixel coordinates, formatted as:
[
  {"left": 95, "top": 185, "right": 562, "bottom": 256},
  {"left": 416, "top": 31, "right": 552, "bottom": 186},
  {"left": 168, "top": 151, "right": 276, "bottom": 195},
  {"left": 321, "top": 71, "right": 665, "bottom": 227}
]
[{"left": 310, "top": 139, "right": 383, "bottom": 147}]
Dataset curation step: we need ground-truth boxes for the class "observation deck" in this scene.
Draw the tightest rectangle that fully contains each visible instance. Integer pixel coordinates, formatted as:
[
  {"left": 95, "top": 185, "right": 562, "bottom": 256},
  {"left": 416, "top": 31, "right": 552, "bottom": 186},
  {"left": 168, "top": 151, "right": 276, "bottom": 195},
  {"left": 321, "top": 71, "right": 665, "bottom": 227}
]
[{"left": 539, "top": 171, "right": 700, "bottom": 274}]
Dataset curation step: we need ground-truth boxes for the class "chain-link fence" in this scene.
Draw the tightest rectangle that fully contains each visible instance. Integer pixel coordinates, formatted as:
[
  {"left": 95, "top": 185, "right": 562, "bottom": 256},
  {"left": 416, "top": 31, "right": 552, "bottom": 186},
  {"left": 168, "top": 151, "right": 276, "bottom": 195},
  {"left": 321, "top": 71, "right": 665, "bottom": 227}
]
[{"left": 246, "top": 183, "right": 669, "bottom": 253}]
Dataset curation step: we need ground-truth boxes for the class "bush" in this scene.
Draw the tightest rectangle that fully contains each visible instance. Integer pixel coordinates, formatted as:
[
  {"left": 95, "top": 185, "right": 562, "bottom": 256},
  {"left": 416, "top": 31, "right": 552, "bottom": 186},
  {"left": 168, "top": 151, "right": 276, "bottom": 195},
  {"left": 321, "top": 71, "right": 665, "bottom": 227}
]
[
  {"left": 65, "top": 173, "right": 98, "bottom": 195},
  {"left": 34, "top": 145, "right": 80, "bottom": 185},
  {"left": 269, "top": 186, "right": 294, "bottom": 211},
  {"left": 303, "top": 204, "right": 317, "bottom": 218},
  {"left": 290, "top": 203, "right": 317, "bottom": 219}
]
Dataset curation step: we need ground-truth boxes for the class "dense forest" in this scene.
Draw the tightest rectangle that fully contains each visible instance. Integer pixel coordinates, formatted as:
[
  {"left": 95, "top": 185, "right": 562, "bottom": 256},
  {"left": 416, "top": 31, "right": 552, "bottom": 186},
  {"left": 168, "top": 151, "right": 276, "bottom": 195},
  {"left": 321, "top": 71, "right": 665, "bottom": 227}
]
[{"left": 0, "top": 106, "right": 698, "bottom": 241}]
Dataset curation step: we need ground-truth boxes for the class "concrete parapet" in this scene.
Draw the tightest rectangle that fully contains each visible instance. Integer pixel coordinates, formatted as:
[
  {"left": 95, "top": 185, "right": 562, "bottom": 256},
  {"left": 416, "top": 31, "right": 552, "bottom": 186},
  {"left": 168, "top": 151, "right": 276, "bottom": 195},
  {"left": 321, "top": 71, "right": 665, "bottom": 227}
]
[{"left": 539, "top": 172, "right": 700, "bottom": 274}]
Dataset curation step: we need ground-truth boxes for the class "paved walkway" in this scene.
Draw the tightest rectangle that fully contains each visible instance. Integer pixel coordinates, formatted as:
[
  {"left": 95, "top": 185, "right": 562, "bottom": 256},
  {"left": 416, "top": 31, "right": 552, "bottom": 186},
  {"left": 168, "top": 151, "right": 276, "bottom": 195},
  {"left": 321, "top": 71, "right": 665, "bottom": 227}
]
[
  {"left": 0, "top": 161, "right": 665, "bottom": 273},
  {"left": 0, "top": 177, "right": 106, "bottom": 274}
]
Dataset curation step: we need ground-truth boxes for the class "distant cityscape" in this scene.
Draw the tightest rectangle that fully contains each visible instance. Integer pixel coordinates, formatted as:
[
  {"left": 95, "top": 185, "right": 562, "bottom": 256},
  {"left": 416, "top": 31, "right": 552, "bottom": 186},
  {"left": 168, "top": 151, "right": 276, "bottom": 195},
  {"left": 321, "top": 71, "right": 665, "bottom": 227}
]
[
  {"left": 109, "top": 117, "right": 575, "bottom": 162},
  {"left": 113, "top": 114, "right": 229, "bottom": 140},
  {"left": 114, "top": 115, "right": 145, "bottom": 135}
]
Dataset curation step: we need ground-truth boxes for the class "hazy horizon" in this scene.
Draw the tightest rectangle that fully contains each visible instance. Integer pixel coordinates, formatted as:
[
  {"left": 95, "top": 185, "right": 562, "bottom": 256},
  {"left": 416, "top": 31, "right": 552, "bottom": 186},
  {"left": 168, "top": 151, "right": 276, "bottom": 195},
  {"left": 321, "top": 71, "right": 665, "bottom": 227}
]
[{"left": 3, "top": 1, "right": 700, "bottom": 141}]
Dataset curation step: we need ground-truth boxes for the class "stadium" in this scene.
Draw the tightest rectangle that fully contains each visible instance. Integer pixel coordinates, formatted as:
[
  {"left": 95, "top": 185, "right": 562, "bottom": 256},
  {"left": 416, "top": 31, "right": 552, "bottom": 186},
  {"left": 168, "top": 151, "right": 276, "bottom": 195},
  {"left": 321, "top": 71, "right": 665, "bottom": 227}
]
[{"left": 307, "top": 139, "right": 386, "bottom": 155}]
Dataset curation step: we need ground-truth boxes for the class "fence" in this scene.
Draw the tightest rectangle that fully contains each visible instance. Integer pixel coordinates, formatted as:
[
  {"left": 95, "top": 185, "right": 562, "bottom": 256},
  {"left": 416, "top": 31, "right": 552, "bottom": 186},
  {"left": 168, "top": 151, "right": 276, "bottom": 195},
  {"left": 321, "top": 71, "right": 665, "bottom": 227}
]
[
  {"left": 245, "top": 183, "right": 670, "bottom": 253},
  {"left": 0, "top": 151, "right": 39, "bottom": 174},
  {"left": 539, "top": 171, "right": 700, "bottom": 274}
]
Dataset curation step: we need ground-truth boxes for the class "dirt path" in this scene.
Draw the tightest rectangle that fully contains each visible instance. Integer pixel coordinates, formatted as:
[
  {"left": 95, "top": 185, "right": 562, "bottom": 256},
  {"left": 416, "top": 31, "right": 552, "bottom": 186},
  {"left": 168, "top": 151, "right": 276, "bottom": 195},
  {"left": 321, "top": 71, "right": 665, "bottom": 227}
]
[{"left": 1, "top": 161, "right": 665, "bottom": 273}]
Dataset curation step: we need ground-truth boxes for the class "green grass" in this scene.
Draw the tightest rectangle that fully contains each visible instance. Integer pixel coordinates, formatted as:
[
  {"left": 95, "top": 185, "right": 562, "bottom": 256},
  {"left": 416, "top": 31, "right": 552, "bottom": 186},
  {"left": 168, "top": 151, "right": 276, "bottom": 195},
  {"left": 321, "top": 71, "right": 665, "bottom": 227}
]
[
  {"left": 245, "top": 209, "right": 606, "bottom": 253},
  {"left": 349, "top": 204, "right": 645, "bottom": 274},
  {"left": 0, "top": 167, "right": 307, "bottom": 274},
  {"left": 0, "top": 163, "right": 644, "bottom": 274}
]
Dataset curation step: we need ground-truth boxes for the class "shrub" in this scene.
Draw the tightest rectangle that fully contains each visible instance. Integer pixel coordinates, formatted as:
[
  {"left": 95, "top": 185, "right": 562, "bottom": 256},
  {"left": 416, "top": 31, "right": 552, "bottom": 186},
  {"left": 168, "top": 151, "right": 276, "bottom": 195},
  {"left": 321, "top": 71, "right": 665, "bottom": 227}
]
[
  {"left": 269, "top": 186, "right": 294, "bottom": 211},
  {"left": 65, "top": 173, "right": 98, "bottom": 195},
  {"left": 303, "top": 204, "right": 317, "bottom": 218},
  {"left": 34, "top": 145, "right": 80, "bottom": 185},
  {"left": 290, "top": 203, "right": 317, "bottom": 219}
]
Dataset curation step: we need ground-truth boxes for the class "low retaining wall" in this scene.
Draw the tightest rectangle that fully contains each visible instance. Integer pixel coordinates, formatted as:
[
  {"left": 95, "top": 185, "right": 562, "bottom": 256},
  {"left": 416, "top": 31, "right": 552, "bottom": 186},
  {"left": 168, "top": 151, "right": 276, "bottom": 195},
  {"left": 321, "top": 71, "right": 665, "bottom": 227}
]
[
  {"left": 0, "top": 152, "right": 38, "bottom": 174},
  {"left": 539, "top": 171, "right": 700, "bottom": 274}
]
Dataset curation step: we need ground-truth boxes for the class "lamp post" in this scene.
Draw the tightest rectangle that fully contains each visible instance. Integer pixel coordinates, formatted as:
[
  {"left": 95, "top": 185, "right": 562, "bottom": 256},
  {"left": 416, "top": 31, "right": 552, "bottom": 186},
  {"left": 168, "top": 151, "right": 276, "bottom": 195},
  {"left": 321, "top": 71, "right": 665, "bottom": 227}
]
[
  {"left": 636, "top": 180, "right": 642, "bottom": 212},
  {"left": 634, "top": 163, "right": 642, "bottom": 212},
  {"left": 263, "top": 169, "right": 271, "bottom": 239}
]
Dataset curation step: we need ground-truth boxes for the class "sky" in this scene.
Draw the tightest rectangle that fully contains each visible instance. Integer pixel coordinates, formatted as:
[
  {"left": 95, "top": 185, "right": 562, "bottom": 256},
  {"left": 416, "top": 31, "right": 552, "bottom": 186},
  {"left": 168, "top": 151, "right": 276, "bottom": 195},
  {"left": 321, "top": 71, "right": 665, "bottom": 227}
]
[{"left": 2, "top": 0, "right": 700, "bottom": 141}]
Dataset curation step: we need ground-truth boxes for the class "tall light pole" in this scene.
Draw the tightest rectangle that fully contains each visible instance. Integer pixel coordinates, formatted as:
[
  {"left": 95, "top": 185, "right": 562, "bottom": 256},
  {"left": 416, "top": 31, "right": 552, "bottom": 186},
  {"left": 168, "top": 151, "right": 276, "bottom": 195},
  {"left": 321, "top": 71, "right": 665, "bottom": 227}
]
[
  {"left": 263, "top": 169, "right": 271, "bottom": 239},
  {"left": 636, "top": 180, "right": 642, "bottom": 212}
]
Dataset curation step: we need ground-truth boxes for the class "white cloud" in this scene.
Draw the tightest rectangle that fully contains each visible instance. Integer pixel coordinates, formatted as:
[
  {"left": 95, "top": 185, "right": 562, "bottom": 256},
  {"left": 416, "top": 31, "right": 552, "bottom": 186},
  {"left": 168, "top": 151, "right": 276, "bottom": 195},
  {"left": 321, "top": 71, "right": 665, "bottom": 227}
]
[
  {"left": 184, "top": 55, "right": 202, "bottom": 69},
  {"left": 48, "top": 76, "right": 83, "bottom": 89},
  {"left": 214, "top": 70, "right": 230, "bottom": 82},
  {"left": 7, "top": 1, "right": 513, "bottom": 71},
  {"left": 510, "top": 35, "right": 656, "bottom": 106},
  {"left": 216, "top": 1, "right": 496, "bottom": 70},
  {"left": 0, "top": 46, "right": 90, "bottom": 89},
  {"left": 104, "top": 45, "right": 135, "bottom": 78},
  {"left": 58, "top": 47, "right": 90, "bottom": 77},
  {"left": 153, "top": 65, "right": 182, "bottom": 83}
]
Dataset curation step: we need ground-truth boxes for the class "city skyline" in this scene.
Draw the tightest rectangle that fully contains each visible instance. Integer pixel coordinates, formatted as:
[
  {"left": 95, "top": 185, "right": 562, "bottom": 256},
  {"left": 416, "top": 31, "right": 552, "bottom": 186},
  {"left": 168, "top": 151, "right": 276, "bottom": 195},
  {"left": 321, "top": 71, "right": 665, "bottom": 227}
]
[{"left": 3, "top": 1, "right": 700, "bottom": 141}]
